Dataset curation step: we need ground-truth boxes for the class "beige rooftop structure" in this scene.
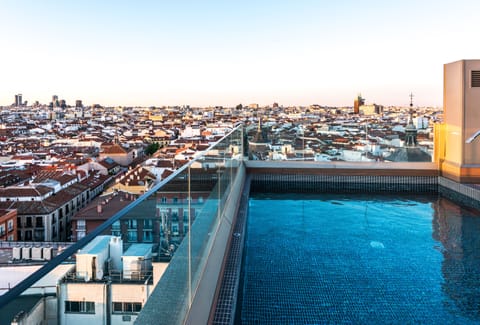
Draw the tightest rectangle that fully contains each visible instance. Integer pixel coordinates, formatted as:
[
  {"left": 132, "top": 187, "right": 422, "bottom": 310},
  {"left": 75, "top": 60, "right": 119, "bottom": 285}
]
[{"left": 436, "top": 59, "right": 480, "bottom": 183}]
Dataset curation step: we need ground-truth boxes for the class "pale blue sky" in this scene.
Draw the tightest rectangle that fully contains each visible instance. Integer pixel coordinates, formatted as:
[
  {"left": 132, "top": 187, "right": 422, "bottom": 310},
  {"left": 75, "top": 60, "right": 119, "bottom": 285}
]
[{"left": 1, "top": 0, "right": 479, "bottom": 107}]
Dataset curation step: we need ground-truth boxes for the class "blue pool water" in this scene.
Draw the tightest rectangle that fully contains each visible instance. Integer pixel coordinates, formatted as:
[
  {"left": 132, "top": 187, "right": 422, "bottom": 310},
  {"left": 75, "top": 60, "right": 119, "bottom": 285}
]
[{"left": 238, "top": 193, "right": 480, "bottom": 324}]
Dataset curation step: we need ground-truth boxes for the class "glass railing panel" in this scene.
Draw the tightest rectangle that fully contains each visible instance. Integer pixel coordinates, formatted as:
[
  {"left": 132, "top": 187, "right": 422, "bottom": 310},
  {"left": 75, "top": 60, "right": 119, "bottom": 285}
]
[
  {"left": 142, "top": 127, "right": 243, "bottom": 324},
  {"left": 0, "top": 124, "right": 244, "bottom": 325}
]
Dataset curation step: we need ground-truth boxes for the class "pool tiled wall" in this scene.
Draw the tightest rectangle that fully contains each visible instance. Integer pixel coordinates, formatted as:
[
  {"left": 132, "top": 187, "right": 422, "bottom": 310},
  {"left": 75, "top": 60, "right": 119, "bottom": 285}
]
[
  {"left": 439, "top": 177, "right": 480, "bottom": 210},
  {"left": 251, "top": 173, "right": 438, "bottom": 193}
]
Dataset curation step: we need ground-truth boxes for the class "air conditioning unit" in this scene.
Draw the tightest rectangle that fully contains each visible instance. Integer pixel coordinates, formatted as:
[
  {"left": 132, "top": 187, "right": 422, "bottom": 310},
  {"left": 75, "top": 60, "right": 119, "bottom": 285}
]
[
  {"left": 31, "top": 247, "right": 43, "bottom": 260},
  {"left": 43, "top": 247, "right": 53, "bottom": 260},
  {"left": 22, "top": 247, "right": 31, "bottom": 260},
  {"left": 122, "top": 244, "right": 152, "bottom": 280},
  {"left": 12, "top": 246, "right": 22, "bottom": 260}
]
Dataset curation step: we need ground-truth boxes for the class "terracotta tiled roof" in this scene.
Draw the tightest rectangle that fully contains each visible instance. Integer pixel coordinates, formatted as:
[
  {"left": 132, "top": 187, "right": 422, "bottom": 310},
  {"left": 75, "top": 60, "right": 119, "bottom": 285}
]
[
  {"left": 103, "top": 144, "right": 127, "bottom": 154},
  {"left": 44, "top": 183, "right": 88, "bottom": 206},
  {"left": 33, "top": 171, "right": 77, "bottom": 186},
  {"left": 0, "top": 200, "right": 58, "bottom": 214},
  {"left": 79, "top": 173, "right": 112, "bottom": 190},
  {"left": 0, "top": 185, "right": 53, "bottom": 198},
  {"left": 161, "top": 169, "right": 174, "bottom": 179},
  {"left": 157, "top": 160, "right": 174, "bottom": 168},
  {"left": 72, "top": 191, "right": 133, "bottom": 221},
  {"left": 118, "top": 167, "right": 156, "bottom": 186}
]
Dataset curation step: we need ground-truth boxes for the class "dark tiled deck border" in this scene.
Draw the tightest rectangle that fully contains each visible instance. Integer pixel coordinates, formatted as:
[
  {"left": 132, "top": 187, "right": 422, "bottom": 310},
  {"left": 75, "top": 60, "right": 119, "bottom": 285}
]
[
  {"left": 211, "top": 175, "right": 251, "bottom": 325},
  {"left": 250, "top": 174, "right": 438, "bottom": 193}
]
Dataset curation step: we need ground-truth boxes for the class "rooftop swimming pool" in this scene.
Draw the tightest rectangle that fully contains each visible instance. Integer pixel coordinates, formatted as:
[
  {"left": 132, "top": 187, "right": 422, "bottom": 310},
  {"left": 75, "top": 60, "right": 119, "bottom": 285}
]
[{"left": 237, "top": 193, "right": 480, "bottom": 324}]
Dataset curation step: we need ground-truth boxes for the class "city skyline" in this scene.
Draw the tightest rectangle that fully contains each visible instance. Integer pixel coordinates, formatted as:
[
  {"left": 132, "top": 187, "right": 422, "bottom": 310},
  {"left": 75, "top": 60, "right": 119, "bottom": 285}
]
[{"left": 1, "top": 0, "right": 479, "bottom": 108}]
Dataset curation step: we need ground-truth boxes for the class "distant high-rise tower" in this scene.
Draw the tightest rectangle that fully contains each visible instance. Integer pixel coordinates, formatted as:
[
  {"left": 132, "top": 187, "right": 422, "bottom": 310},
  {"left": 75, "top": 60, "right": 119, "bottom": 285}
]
[
  {"left": 14, "top": 94, "right": 22, "bottom": 107},
  {"left": 52, "top": 95, "right": 59, "bottom": 108},
  {"left": 435, "top": 59, "right": 480, "bottom": 183},
  {"left": 354, "top": 94, "right": 364, "bottom": 114}
]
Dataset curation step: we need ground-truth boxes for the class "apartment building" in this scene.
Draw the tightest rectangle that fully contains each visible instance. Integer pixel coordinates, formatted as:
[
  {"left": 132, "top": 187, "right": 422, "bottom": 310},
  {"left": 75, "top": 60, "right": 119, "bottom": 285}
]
[
  {"left": 0, "top": 171, "right": 112, "bottom": 242},
  {"left": 57, "top": 236, "right": 161, "bottom": 325},
  {"left": 0, "top": 209, "right": 17, "bottom": 241}
]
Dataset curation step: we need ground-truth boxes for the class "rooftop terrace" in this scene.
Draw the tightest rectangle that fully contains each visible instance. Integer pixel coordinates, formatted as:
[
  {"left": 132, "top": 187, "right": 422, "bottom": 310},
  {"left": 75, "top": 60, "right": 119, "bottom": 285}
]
[{"left": 1, "top": 125, "right": 480, "bottom": 325}]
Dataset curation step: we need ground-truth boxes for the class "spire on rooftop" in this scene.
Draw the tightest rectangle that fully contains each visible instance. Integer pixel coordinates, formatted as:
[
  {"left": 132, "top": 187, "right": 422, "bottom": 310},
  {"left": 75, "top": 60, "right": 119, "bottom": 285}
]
[{"left": 405, "top": 92, "right": 417, "bottom": 147}]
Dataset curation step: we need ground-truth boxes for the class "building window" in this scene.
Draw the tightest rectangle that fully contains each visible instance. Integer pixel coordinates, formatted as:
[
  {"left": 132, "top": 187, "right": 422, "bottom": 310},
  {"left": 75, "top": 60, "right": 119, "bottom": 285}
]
[
  {"left": 127, "top": 219, "right": 137, "bottom": 229},
  {"left": 113, "top": 302, "right": 123, "bottom": 313},
  {"left": 143, "top": 231, "right": 153, "bottom": 242},
  {"left": 34, "top": 230, "right": 44, "bottom": 241},
  {"left": 173, "top": 197, "right": 178, "bottom": 204},
  {"left": 172, "top": 225, "right": 179, "bottom": 235},
  {"left": 7, "top": 219, "right": 13, "bottom": 232},
  {"left": 0, "top": 224, "right": 5, "bottom": 237},
  {"left": 65, "top": 301, "right": 95, "bottom": 314},
  {"left": 143, "top": 219, "right": 153, "bottom": 229},
  {"left": 36, "top": 217, "right": 43, "bottom": 228},
  {"left": 128, "top": 219, "right": 137, "bottom": 229},
  {"left": 112, "top": 302, "right": 142, "bottom": 314},
  {"left": 112, "top": 221, "right": 121, "bottom": 237},
  {"left": 26, "top": 217, "right": 32, "bottom": 228},
  {"left": 128, "top": 230, "right": 138, "bottom": 242},
  {"left": 171, "top": 212, "right": 179, "bottom": 222},
  {"left": 77, "top": 220, "right": 86, "bottom": 231},
  {"left": 160, "top": 197, "right": 167, "bottom": 204}
]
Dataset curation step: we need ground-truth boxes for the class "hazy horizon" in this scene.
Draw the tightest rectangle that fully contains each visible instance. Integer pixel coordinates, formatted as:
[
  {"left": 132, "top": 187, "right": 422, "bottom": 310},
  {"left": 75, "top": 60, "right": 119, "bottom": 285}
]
[{"left": 2, "top": 1, "right": 479, "bottom": 108}]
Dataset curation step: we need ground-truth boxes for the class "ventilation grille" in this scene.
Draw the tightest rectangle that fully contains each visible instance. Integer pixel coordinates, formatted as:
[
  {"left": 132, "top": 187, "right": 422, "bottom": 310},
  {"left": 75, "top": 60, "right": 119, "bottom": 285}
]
[{"left": 472, "top": 71, "right": 480, "bottom": 87}]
